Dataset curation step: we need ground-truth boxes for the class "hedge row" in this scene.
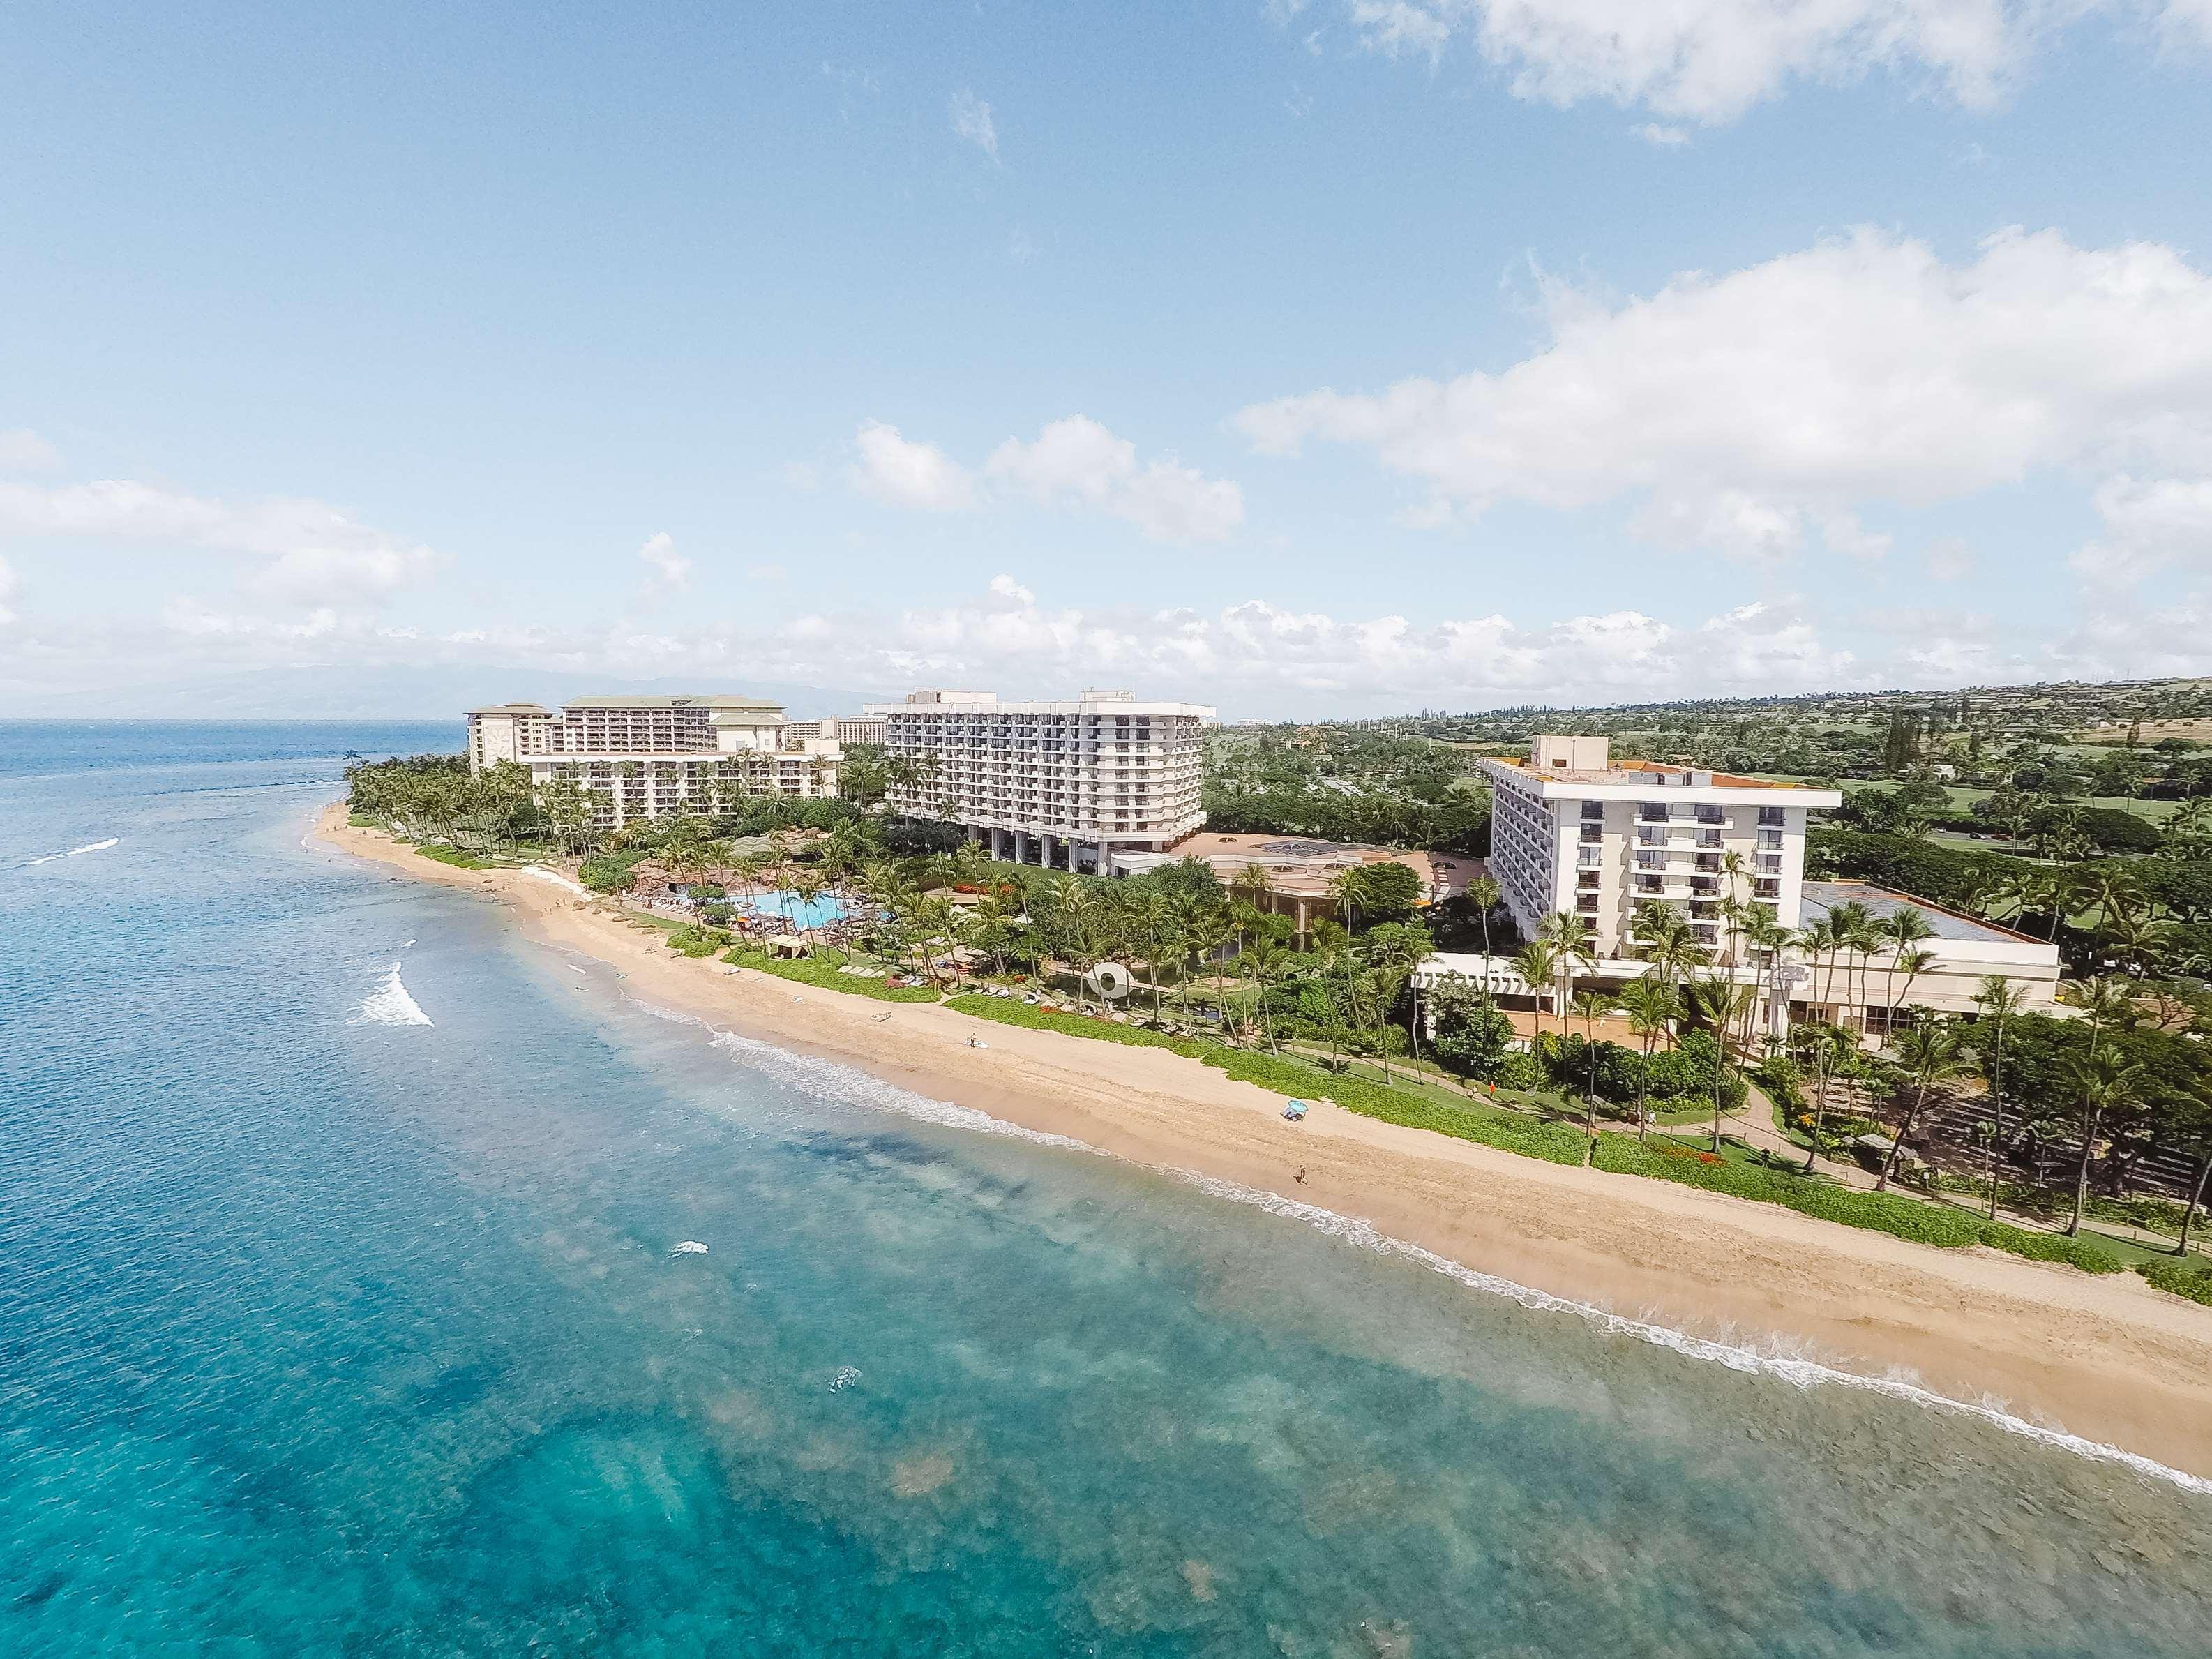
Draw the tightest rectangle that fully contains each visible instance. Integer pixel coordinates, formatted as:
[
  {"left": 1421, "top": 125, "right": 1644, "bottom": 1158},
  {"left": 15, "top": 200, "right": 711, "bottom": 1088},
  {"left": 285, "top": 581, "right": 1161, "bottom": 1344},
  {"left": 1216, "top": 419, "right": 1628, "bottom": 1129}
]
[
  {"left": 1590, "top": 1136, "right": 2123, "bottom": 1273},
  {"left": 944, "top": 996, "right": 1594, "bottom": 1166},
  {"left": 724, "top": 948, "right": 942, "bottom": 1002}
]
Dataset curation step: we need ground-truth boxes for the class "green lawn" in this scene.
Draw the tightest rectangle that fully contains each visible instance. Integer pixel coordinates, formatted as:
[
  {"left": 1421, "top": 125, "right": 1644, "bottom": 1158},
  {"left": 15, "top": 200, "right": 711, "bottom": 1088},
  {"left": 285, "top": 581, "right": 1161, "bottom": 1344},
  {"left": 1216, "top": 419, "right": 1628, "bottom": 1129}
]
[
  {"left": 723, "top": 946, "right": 942, "bottom": 1003},
  {"left": 413, "top": 844, "right": 495, "bottom": 870}
]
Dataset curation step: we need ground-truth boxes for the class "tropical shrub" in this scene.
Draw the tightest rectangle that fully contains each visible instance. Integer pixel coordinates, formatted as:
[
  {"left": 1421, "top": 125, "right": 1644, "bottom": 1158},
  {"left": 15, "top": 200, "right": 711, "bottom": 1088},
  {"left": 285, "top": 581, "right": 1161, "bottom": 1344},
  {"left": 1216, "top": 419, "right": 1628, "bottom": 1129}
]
[
  {"left": 1589, "top": 1136, "right": 2123, "bottom": 1272},
  {"left": 2138, "top": 1257, "right": 2212, "bottom": 1307}
]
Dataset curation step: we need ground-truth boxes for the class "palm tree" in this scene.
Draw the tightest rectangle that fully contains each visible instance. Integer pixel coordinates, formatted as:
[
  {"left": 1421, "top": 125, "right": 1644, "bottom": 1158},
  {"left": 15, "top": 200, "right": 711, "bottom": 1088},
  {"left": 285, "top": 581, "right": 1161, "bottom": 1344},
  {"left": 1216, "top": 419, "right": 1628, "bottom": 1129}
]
[
  {"left": 1327, "top": 864, "right": 1374, "bottom": 935},
  {"left": 1047, "top": 874, "right": 1094, "bottom": 1007},
  {"left": 1874, "top": 906, "right": 1936, "bottom": 1037},
  {"left": 1364, "top": 923, "right": 1435, "bottom": 1076},
  {"left": 1875, "top": 1016, "right": 1976, "bottom": 1193},
  {"left": 1467, "top": 874, "right": 1503, "bottom": 959},
  {"left": 1570, "top": 988, "right": 1618, "bottom": 1132},
  {"left": 1616, "top": 977, "right": 1681, "bottom": 1143},
  {"left": 1692, "top": 970, "right": 1759, "bottom": 1151},
  {"left": 2059, "top": 1049, "right": 2144, "bottom": 1236},
  {"left": 1890, "top": 946, "right": 1938, "bottom": 1024},
  {"left": 1239, "top": 931, "right": 1289, "bottom": 1050},
  {"left": 1971, "top": 975, "right": 2026, "bottom": 1220},
  {"left": 1814, "top": 898, "right": 1874, "bottom": 1016},
  {"left": 1537, "top": 910, "right": 1598, "bottom": 1041},
  {"left": 1792, "top": 1021, "right": 1854, "bottom": 1173},
  {"left": 1630, "top": 899, "right": 1708, "bottom": 992},
  {"left": 2060, "top": 976, "right": 2144, "bottom": 1234},
  {"left": 1717, "top": 850, "right": 1751, "bottom": 965},
  {"left": 1511, "top": 941, "right": 1557, "bottom": 1037}
]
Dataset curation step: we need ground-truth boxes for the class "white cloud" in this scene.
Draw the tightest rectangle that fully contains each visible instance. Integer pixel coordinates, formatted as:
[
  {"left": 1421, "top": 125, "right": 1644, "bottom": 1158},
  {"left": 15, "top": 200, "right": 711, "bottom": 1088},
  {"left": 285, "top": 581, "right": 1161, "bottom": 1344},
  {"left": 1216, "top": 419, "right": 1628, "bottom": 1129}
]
[
  {"left": 0, "top": 555, "right": 17, "bottom": 625},
  {"left": 2161, "top": 0, "right": 2212, "bottom": 47},
  {"left": 950, "top": 89, "right": 999, "bottom": 160},
  {"left": 1925, "top": 536, "right": 1976, "bottom": 580},
  {"left": 636, "top": 530, "right": 692, "bottom": 590},
  {"left": 782, "top": 460, "right": 822, "bottom": 492},
  {"left": 857, "top": 414, "right": 1244, "bottom": 543},
  {"left": 746, "top": 562, "right": 788, "bottom": 583},
  {"left": 977, "top": 414, "right": 1242, "bottom": 542},
  {"left": 0, "top": 476, "right": 443, "bottom": 601},
  {"left": 1632, "top": 123, "right": 1691, "bottom": 145},
  {"left": 1238, "top": 225, "right": 2212, "bottom": 573},
  {"left": 19, "top": 570, "right": 2212, "bottom": 717},
  {"left": 2071, "top": 474, "right": 2212, "bottom": 580},
  {"left": 1330, "top": 1, "right": 2177, "bottom": 125},
  {"left": 850, "top": 419, "right": 978, "bottom": 511},
  {"left": 0, "top": 428, "right": 62, "bottom": 473}
]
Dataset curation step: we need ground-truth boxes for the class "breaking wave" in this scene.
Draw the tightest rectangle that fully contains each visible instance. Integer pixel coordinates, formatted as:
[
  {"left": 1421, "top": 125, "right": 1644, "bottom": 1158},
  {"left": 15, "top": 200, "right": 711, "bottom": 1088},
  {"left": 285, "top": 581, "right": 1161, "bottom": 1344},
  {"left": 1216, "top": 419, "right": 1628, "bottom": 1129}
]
[
  {"left": 352, "top": 963, "right": 434, "bottom": 1028},
  {"left": 24, "top": 836, "right": 119, "bottom": 866}
]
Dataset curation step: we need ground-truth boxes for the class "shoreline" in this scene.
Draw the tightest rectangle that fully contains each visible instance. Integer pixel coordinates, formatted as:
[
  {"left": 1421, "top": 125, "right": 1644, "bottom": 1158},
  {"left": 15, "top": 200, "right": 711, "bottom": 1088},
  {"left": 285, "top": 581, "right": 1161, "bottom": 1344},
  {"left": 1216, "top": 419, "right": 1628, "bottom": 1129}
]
[{"left": 314, "top": 806, "right": 2212, "bottom": 1484}]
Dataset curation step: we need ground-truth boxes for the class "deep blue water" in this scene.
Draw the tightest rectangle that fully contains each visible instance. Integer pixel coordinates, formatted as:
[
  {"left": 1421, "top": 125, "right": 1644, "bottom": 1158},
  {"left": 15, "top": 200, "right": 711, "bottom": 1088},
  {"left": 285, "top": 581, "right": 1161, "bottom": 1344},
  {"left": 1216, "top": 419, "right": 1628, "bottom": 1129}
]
[{"left": 4, "top": 723, "right": 2211, "bottom": 1656}]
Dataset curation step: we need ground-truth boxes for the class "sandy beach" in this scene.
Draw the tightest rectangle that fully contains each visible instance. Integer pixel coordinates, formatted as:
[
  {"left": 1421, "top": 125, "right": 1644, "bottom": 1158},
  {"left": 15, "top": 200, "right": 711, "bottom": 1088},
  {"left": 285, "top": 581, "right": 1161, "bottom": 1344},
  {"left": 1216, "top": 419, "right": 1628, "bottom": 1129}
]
[{"left": 315, "top": 805, "right": 2212, "bottom": 1482}]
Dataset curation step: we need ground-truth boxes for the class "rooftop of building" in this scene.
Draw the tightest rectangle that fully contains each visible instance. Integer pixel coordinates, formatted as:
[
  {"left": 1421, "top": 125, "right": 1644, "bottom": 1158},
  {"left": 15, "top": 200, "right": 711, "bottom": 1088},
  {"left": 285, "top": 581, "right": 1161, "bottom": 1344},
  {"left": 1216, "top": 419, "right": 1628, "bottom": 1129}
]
[
  {"left": 1489, "top": 756, "right": 1813, "bottom": 789},
  {"left": 465, "top": 703, "right": 559, "bottom": 716},
  {"left": 1484, "top": 733, "right": 1834, "bottom": 795},
  {"left": 864, "top": 689, "right": 1215, "bottom": 718},
  {"left": 564, "top": 693, "right": 784, "bottom": 712},
  {"left": 1800, "top": 880, "right": 2045, "bottom": 947},
  {"left": 1122, "top": 832, "right": 1480, "bottom": 903}
]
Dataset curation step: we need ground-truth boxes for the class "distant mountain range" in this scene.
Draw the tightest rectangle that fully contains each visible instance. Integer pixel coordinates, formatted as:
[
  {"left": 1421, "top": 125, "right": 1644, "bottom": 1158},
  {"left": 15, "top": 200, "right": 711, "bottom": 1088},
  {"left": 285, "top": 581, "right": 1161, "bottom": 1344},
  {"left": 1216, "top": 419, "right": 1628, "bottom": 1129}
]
[{"left": 1, "top": 666, "right": 886, "bottom": 722}]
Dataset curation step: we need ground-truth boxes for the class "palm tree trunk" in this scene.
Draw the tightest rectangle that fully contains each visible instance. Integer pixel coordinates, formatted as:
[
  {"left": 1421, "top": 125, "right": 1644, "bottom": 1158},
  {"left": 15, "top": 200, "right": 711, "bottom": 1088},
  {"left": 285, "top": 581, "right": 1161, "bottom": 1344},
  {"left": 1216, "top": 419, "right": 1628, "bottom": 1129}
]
[
  {"left": 1985, "top": 1023, "right": 2006, "bottom": 1221},
  {"left": 2068, "top": 1104, "right": 2100, "bottom": 1236},
  {"left": 2178, "top": 1153, "right": 2209, "bottom": 1257},
  {"left": 1637, "top": 1039, "right": 1653, "bottom": 1143},
  {"left": 1803, "top": 1058, "right": 1826, "bottom": 1174},
  {"left": 1875, "top": 1084, "right": 1934, "bottom": 1193}
]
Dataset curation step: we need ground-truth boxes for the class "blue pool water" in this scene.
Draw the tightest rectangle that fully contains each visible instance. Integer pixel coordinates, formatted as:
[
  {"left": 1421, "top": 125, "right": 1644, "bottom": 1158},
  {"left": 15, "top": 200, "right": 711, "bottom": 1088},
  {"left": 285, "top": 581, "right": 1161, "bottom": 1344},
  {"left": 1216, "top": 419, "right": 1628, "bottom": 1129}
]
[
  {"left": 3, "top": 722, "right": 2211, "bottom": 1656},
  {"left": 739, "top": 889, "right": 850, "bottom": 931}
]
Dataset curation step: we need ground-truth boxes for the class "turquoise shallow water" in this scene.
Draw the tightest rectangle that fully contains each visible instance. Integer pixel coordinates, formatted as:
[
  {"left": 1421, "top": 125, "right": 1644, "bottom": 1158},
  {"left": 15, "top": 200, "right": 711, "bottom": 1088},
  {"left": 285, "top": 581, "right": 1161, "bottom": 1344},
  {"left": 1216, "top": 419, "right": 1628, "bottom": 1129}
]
[{"left": 4, "top": 722, "right": 2212, "bottom": 1657}]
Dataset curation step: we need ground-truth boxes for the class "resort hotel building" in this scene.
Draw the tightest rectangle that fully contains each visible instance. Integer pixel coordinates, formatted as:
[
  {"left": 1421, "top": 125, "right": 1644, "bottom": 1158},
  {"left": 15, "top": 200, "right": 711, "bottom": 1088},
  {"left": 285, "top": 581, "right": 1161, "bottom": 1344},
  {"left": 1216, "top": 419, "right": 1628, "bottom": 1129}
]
[
  {"left": 465, "top": 694, "right": 844, "bottom": 830},
  {"left": 864, "top": 689, "right": 1213, "bottom": 874},
  {"left": 1480, "top": 735, "right": 1837, "bottom": 959},
  {"left": 1418, "top": 735, "right": 2060, "bottom": 1036}
]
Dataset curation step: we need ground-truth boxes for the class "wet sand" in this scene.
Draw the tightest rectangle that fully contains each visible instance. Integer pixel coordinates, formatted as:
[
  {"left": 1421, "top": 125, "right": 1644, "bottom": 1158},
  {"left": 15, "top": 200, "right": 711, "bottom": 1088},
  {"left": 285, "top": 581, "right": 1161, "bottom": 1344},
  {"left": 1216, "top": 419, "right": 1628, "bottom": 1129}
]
[{"left": 316, "top": 806, "right": 2212, "bottom": 1481}]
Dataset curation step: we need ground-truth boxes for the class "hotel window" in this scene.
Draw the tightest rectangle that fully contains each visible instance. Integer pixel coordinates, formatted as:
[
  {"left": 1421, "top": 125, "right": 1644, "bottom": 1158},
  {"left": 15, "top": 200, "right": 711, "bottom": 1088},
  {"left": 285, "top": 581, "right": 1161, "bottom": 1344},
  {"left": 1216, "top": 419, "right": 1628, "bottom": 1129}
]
[
  {"left": 1759, "top": 806, "right": 1786, "bottom": 827},
  {"left": 1639, "top": 803, "right": 1669, "bottom": 823},
  {"left": 1581, "top": 800, "right": 1604, "bottom": 820}
]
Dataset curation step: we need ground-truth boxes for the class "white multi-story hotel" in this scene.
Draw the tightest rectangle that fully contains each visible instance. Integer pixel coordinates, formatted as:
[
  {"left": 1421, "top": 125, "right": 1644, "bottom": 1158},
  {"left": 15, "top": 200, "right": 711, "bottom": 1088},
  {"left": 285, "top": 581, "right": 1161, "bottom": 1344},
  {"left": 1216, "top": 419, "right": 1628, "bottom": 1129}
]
[
  {"left": 1419, "top": 735, "right": 2059, "bottom": 1035},
  {"left": 864, "top": 689, "right": 1212, "bottom": 873},
  {"left": 465, "top": 694, "right": 842, "bottom": 829},
  {"left": 1482, "top": 735, "right": 1839, "bottom": 958}
]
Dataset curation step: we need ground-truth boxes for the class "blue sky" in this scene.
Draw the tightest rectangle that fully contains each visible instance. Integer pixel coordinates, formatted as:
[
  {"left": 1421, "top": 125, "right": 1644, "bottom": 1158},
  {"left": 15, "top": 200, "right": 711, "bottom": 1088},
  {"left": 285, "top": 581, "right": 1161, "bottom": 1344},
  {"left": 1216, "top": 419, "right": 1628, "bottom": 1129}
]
[{"left": 3, "top": 1, "right": 2211, "bottom": 716}]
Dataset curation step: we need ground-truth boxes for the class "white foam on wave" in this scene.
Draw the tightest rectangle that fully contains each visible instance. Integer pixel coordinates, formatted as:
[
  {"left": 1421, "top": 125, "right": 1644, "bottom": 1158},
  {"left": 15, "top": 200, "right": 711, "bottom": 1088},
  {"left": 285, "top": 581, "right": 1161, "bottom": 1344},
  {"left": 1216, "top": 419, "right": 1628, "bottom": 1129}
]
[
  {"left": 522, "top": 865, "right": 587, "bottom": 897},
  {"left": 352, "top": 963, "right": 434, "bottom": 1028},
  {"left": 24, "top": 836, "right": 119, "bottom": 866},
  {"left": 617, "top": 991, "right": 2212, "bottom": 1495}
]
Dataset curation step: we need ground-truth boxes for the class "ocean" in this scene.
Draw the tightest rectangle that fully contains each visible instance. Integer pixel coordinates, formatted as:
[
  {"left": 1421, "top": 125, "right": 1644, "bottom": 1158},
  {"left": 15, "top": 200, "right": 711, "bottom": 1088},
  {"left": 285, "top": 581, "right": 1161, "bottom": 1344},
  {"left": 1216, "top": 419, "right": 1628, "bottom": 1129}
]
[{"left": 3, "top": 721, "right": 2209, "bottom": 1656}]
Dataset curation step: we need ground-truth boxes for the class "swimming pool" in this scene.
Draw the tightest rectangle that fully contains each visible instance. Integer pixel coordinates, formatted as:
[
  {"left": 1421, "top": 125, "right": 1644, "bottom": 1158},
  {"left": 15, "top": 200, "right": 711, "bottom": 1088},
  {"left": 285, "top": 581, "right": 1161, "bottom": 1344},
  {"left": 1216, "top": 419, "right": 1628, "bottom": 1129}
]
[{"left": 737, "top": 889, "right": 849, "bottom": 931}]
